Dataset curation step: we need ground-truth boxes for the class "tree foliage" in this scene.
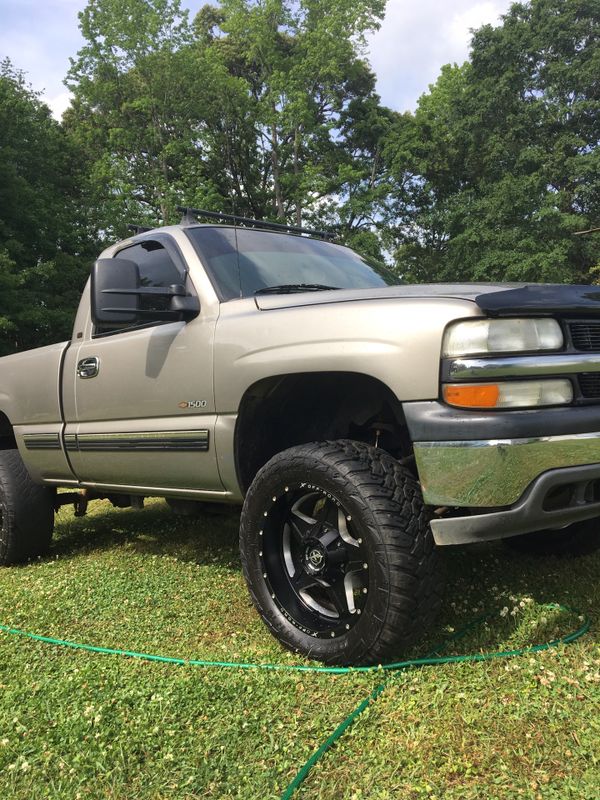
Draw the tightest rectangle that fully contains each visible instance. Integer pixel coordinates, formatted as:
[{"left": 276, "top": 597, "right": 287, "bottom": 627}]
[
  {"left": 65, "top": 0, "right": 389, "bottom": 239},
  {"left": 0, "top": 60, "right": 94, "bottom": 355},
  {"left": 385, "top": 0, "right": 600, "bottom": 283}
]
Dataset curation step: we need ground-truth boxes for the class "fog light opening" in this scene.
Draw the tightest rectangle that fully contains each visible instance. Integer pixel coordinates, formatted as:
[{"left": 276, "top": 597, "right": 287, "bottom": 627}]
[
  {"left": 543, "top": 484, "right": 576, "bottom": 512},
  {"left": 583, "top": 480, "right": 600, "bottom": 504}
]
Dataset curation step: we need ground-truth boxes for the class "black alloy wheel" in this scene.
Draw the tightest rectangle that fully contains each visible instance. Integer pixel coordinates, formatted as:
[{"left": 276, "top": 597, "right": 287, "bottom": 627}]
[{"left": 261, "top": 486, "right": 370, "bottom": 639}]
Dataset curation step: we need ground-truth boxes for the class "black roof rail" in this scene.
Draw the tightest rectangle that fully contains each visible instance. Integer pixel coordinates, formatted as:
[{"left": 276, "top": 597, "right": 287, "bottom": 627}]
[
  {"left": 127, "top": 224, "right": 153, "bottom": 235},
  {"left": 573, "top": 226, "right": 600, "bottom": 236},
  {"left": 176, "top": 206, "right": 335, "bottom": 240}
]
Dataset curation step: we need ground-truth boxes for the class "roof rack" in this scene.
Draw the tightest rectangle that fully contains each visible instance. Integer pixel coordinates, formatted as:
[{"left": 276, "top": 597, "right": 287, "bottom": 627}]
[
  {"left": 176, "top": 206, "right": 334, "bottom": 240},
  {"left": 574, "top": 226, "right": 600, "bottom": 236},
  {"left": 127, "top": 224, "right": 153, "bottom": 235}
]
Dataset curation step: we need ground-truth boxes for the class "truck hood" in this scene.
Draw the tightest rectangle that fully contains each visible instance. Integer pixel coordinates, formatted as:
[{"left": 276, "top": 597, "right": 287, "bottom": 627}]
[
  {"left": 255, "top": 282, "right": 600, "bottom": 316},
  {"left": 254, "top": 283, "right": 520, "bottom": 311}
]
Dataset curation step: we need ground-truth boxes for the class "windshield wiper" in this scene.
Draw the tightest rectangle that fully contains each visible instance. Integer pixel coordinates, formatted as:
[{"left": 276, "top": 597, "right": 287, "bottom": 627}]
[{"left": 255, "top": 283, "right": 341, "bottom": 295}]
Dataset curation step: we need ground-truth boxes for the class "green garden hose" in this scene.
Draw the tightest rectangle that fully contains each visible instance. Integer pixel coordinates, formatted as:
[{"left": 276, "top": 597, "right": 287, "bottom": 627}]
[{"left": 0, "top": 603, "right": 591, "bottom": 798}]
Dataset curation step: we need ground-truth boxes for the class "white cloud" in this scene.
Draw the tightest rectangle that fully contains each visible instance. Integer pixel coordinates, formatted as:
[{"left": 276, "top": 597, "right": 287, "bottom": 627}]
[
  {"left": 0, "top": 0, "right": 86, "bottom": 118},
  {"left": 47, "top": 91, "right": 73, "bottom": 121},
  {"left": 366, "top": 0, "right": 513, "bottom": 111}
]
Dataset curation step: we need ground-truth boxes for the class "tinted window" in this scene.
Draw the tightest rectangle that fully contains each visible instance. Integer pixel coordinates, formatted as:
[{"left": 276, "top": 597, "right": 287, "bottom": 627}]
[
  {"left": 186, "top": 227, "right": 400, "bottom": 300},
  {"left": 118, "top": 240, "right": 183, "bottom": 288},
  {"left": 118, "top": 239, "right": 184, "bottom": 317}
]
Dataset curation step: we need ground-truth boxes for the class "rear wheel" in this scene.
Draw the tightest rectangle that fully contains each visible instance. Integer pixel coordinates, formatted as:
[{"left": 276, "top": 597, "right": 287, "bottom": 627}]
[
  {"left": 0, "top": 449, "right": 54, "bottom": 565},
  {"left": 239, "top": 440, "right": 442, "bottom": 665}
]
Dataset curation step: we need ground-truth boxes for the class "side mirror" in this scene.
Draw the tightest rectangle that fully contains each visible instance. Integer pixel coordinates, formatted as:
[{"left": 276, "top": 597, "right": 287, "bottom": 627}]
[
  {"left": 91, "top": 258, "right": 200, "bottom": 329},
  {"left": 91, "top": 258, "right": 140, "bottom": 326}
]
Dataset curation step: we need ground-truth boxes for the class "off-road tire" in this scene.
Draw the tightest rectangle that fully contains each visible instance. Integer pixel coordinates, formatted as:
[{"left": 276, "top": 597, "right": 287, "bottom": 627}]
[
  {"left": 0, "top": 449, "right": 54, "bottom": 565},
  {"left": 506, "top": 518, "right": 600, "bottom": 557},
  {"left": 239, "top": 440, "right": 442, "bottom": 666}
]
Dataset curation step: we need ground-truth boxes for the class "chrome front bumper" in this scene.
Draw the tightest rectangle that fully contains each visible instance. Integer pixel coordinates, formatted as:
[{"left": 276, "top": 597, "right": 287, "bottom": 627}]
[
  {"left": 414, "top": 431, "right": 600, "bottom": 546},
  {"left": 414, "top": 431, "right": 600, "bottom": 508}
]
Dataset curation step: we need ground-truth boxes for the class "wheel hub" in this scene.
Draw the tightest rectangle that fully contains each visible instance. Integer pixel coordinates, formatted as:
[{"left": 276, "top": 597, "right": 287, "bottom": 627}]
[{"left": 304, "top": 541, "right": 327, "bottom": 574}]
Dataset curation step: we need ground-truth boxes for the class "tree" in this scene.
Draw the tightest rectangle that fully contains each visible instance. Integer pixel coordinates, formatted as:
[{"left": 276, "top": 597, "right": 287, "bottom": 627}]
[
  {"left": 386, "top": 0, "right": 600, "bottom": 283},
  {"left": 204, "top": 0, "right": 387, "bottom": 226},
  {"left": 0, "top": 60, "right": 93, "bottom": 355},
  {"left": 66, "top": 0, "right": 389, "bottom": 233},
  {"left": 65, "top": 0, "right": 200, "bottom": 235}
]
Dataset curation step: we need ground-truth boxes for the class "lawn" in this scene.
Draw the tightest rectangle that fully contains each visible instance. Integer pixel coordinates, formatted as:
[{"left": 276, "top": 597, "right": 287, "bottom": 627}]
[{"left": 0, "top": 499, "right": 598, "bottom": 799}]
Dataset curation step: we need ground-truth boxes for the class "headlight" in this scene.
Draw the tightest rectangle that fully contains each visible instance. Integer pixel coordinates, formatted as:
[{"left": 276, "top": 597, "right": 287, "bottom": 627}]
[
  {"left": 443, "top": 379, "right": 573, "bottom": 409},
  {"left": 442, "top": 318, "right": 563, "bottom": 357}
]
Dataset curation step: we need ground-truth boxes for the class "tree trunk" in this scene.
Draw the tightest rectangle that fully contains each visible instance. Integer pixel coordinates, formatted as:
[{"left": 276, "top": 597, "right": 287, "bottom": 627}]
[
  {"left": 270, "top": 119, "right": 285, "bottom": 219},
  {"left": 294, "top": 126, "right": 301, "bottom": 227}
]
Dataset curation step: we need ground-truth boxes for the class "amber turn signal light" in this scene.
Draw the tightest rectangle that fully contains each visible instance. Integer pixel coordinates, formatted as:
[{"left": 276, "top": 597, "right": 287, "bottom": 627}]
[
  {"left": 443, "top": 379, "right": 573, "bottom": 409},
  {"left": 443, "top": 383, "right": 500, "bottom": 408}
]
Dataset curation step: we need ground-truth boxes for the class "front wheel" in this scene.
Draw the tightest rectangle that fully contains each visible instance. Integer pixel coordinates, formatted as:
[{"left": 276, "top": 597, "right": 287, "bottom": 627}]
[{"left": 239, "top": 440, "right": 442, "bottom": 666}]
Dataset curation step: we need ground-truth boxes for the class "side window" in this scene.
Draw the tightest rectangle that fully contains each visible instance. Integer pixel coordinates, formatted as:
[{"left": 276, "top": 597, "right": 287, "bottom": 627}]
[{"left": 118, "top": 240, "right": 183, "bottom": 289}]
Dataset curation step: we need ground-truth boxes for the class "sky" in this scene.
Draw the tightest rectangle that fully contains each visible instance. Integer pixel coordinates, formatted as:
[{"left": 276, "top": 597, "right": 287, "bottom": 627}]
[{"left": 0, "top": 0, "right": 514, "bottom": 119}]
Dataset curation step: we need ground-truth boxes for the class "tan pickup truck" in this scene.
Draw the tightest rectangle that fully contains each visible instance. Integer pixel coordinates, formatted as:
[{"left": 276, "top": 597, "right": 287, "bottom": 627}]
[{"left": 1, "top": 208, "right": 599, "bottom": 664}]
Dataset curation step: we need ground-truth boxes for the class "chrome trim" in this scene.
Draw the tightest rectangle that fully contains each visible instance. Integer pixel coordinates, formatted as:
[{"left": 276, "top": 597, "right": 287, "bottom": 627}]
[
  {"left": 414, "top": 431, "right": 600, "bottom": 507},
  {"left": 448, "top": 352, "right": 600, "bottom": 380}
]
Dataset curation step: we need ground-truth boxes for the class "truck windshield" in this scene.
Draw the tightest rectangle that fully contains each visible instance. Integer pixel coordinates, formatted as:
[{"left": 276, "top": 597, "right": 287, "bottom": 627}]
[{"left": 185, "top": 226, "right": 401, "bottom": 301}]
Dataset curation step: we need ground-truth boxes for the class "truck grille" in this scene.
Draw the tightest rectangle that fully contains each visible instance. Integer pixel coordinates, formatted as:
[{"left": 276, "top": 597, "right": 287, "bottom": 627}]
[
  {"left": 578, "top": 373, "right": 600, "bottom": 398},
  {"left": 569, "top": 321, "right": 600, "bottom": 351}
]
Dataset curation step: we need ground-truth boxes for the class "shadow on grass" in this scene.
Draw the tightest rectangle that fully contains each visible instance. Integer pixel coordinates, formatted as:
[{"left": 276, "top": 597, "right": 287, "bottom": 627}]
[
  {"left": 52, "top": 499, "right": 242, "bottom": 570},
  {"left": 419, "top": 540, "right": 598, "bottom": 655},
  {"left": 49, "top": 499, "right": 598, "bottom": 656}
]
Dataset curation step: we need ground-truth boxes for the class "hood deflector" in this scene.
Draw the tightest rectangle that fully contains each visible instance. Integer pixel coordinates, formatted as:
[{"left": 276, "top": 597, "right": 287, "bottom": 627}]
[{"left": 476, "top": 285, "right": 600, "bottom": 317}]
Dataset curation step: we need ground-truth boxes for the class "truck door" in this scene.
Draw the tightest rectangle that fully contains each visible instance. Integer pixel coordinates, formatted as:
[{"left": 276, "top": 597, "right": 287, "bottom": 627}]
[{"left": 62, "top": 235, "right": 224, "bottom": 494}]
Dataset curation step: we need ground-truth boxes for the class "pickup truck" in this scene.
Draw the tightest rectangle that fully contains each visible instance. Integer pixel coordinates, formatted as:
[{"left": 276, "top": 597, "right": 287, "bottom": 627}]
[{"left": 1, "top": 207, "right": 599, "bottom": 665}]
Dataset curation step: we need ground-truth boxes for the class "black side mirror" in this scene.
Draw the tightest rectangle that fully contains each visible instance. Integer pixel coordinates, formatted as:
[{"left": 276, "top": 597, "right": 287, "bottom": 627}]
[
  {"left": 91, "top": 258, "right": 140, "bottom": 326},
  {"left": 91, "top": 258, "right": 200, "bottom": 328}
]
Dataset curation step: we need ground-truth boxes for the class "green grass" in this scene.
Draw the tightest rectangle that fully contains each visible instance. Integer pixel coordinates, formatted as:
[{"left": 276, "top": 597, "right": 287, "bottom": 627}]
[{"left": 0, "top": 499, "right": 598, "bottom": 799}]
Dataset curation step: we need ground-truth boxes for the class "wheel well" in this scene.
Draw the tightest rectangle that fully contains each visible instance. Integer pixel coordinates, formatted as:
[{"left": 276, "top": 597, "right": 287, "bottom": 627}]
[
  {"left": 235, "top": 372, "right": 412, "bottom": 492},
  {"left": 0, "top": 412, "right": 16, "bottom": 449}
]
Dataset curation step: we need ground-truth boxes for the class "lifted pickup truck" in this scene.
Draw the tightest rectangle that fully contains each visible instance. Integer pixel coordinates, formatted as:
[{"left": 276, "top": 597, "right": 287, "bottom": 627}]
[{"left": 1, "top": 208, "right": 599, "bottom": 664}]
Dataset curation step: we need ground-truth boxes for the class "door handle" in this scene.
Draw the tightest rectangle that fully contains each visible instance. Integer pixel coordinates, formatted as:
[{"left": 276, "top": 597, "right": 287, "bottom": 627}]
[{"left": 77, "top": 357, "right": 100, "bottom": 379}]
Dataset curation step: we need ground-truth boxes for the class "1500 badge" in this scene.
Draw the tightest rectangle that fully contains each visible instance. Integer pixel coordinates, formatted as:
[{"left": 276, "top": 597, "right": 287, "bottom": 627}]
[{"left": 178, "top": 400, "right": 207, "bottom": 409}]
